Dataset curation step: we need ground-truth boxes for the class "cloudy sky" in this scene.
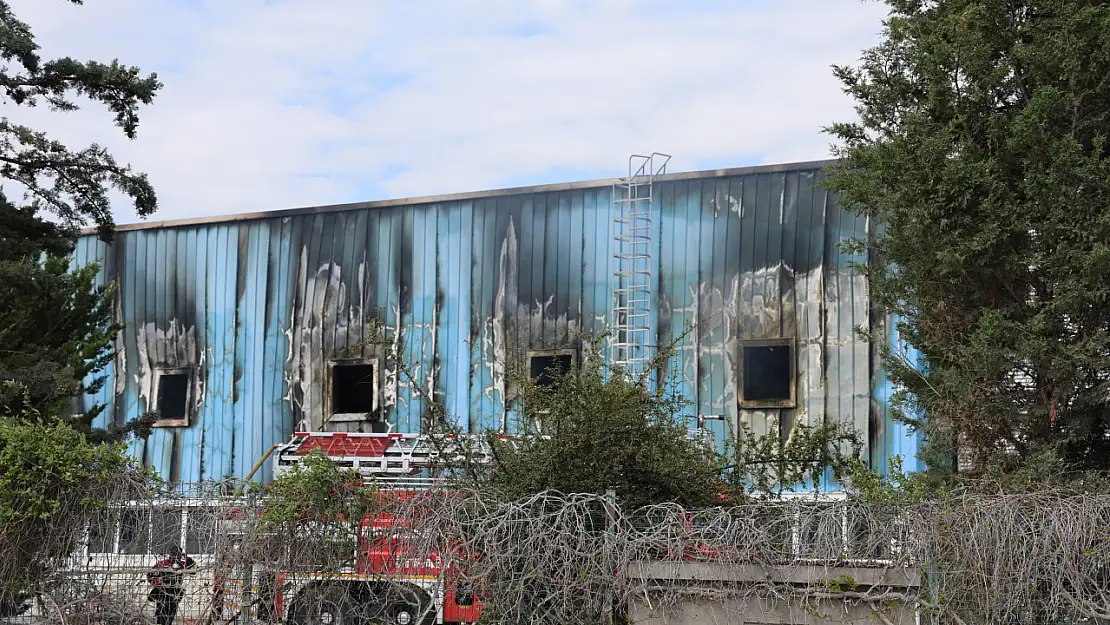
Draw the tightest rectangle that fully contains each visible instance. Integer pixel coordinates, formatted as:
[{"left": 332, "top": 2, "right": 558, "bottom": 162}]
[{"left": 9, "top": 0, "right": 889, "bottom": 225}]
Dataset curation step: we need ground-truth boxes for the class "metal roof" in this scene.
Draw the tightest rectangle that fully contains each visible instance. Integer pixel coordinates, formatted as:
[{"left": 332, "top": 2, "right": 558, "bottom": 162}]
[{"left": 89, "top": 159, "right": 837, "bottom": 234}]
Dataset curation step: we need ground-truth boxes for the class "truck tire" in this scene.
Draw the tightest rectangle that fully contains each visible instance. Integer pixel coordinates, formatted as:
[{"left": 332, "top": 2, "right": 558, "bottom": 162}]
[
  {"left": 364, "top": 583, "right": 435, "bottom": 625},
  {"left": 288, "top": 584, "right": 362, "bottom": 625}
]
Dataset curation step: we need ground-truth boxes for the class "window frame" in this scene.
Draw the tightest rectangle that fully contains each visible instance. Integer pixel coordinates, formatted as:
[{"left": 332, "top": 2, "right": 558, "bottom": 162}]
[
  {"left": 116, "top": 506, "right": 152, "bottom": 555},
  {"left": 738, "top": 337, "right": 796, "bottom": 409},
  {"left": 183, "top": 505, "right": 218, "bottom": 555},
  {"left": 150, "top": 506, "right": 185, "bottom": 555},
  {"left": 86, "top": 500, "right": 221, "bottom": 557},
  {"left": 87, "top": 508, "right": 122, "bottom": 555},
  {"left": 523, "top": 349, "right": 578, "bottom": 431},
  {"left": 327, "top": 358, "right": 381, "bottom": 422},
  {"left": 526, "top": 349, "right": 577, "bottom": 389},
  {"left": 152, "top": 367, "right": 194, "bottom": 428}
]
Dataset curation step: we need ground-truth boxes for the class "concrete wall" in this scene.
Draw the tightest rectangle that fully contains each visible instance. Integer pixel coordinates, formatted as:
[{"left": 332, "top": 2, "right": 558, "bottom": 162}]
[
  {"left": 630, "top": 595, "right": 917, "bottom": 625},
  {"left": 630, "top": 562, "right": 919, "bottom": 625}
]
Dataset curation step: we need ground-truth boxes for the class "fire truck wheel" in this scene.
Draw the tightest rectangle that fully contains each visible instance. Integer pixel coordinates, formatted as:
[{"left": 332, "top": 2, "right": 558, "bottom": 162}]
[
  {"left": 366, "top": 583, "right": 434, "bottom": 625},
  {"left": 288, "top": 584, "right": 362, "bottom": 625}
]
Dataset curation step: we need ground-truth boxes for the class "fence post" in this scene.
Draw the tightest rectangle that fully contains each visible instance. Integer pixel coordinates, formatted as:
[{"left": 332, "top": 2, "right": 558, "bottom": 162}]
[
  {"left": 240, "top": 564, "right": 253, "bottom": 625},
  {"left": 603, "top": 488, "right": 617, "bottom": 625}
]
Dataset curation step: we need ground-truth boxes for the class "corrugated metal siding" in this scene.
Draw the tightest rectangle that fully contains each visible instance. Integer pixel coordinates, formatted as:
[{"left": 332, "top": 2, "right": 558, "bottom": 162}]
[
  {"left": 73, "top": 164, "right": 915, "bottom": 484},
  {"left": 871, "top": 313, "right": 926, "bottom": 474}
]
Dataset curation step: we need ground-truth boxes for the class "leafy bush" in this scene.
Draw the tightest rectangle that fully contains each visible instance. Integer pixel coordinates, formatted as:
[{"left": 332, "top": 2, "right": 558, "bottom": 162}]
[
  {"left": 0, "top": 403, "right": 144, "bottom": 615},
  {"left": 256, "top": 448, "right": 376, "bottom": 528},
  {"left": 490, "top": 337, "right": 733, "bottom": 509}
]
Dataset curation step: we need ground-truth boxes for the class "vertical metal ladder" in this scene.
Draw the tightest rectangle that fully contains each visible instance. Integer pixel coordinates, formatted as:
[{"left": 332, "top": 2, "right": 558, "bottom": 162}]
[{"left": 612, "top": 153, "right": 670, "bottom": 378}]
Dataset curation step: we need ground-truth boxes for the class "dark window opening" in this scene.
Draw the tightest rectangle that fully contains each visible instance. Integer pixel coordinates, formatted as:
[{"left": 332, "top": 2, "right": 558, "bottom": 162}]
[
  {"left": 742, "top": 342, "right": 793, "bottom": 404},
  {"left": 332, "top": 363, "right": 375, "bottom": 414},
  {"left": 151, "top": 508, "right": 182, "bottom": 555},
  {"left": 118, "top": 509, "right": 149, "bottom": 555},
  {"left": 529, "top": 354, "right": 573, "bottom": 388},
  {"left": 157, "top": 373, "right": 189, "bottom": 422},
  {"left": 185, "top": 508, "right": 216, "bottom": 554},
  {"left": 88, "top": 513, "right": 118, "bottom": 553}
]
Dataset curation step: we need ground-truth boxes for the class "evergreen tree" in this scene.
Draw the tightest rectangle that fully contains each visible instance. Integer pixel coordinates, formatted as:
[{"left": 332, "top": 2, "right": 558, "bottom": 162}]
[
  {"left": 0, "top": 0, "right": 161, "bottom": 439},
  {"left": 826, "top": 0, "right": 1110, "bottom": 478}
]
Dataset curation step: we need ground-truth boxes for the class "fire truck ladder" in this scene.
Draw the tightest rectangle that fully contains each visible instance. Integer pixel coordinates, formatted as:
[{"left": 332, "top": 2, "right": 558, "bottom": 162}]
[
  {"left": 273, "top": 432, "right": 515, "bottom": 487},
  {"left": 612, "top": 152, "right": 670, "bottom": 378},
  {"left": 275, "top": 427, "right": 714, "bottom": 488}
]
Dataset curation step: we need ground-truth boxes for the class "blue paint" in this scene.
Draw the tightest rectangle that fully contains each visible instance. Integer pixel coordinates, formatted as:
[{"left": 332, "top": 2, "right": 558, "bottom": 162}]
[
  {"left": 455, "top": 203, "right": 474, "bottom": 431},
  {"left": 438, "top": 202, "right": 465, "bottom": 427},
  {"left": 209, "top": 224, "right": 240, "bottom": 482},
  {"left": 466, "top": 204, "right": 486, "bottom": 434},
  {"left": 671, "top": 180, "right": 700, "bottom": 418},
  {"left": 476, "top": 200, "right": 499, "bottom": 430},
  {"left": 872, "top": 313, "right": 926, "bottom": 475}
]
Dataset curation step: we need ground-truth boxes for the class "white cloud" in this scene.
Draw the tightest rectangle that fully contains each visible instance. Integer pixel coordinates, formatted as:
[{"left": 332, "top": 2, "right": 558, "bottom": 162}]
[{"left": 5, "top": 0, "right": 887, "bottom": 224}]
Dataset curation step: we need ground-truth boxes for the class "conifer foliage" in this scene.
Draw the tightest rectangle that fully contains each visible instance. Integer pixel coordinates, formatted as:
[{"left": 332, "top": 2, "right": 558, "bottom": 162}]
[{"left": 826, "top": 0, "right": 1110, "bottom": 477}]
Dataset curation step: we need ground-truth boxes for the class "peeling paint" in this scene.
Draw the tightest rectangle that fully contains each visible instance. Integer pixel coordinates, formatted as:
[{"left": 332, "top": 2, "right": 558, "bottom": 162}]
[
  {"left": 113, "top": 293, "right": 127, "bottom": 400},
  {"left": 287, "top": 258, "right": 350, "bottom": 430},
  {"left": 134, "top": 319, "right": 200, "bottom": 412},
  {"left": 284, "top": 245, "right": 309, "bottom": 425},
  {"left": 491, "top": 218, "right": 513, "bottom": 424}
]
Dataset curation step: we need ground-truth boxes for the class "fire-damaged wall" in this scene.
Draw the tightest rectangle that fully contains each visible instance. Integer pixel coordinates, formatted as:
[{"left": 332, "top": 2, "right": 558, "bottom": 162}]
[{"left": 72, "top": 160, "right": 918, "bottom": 484}]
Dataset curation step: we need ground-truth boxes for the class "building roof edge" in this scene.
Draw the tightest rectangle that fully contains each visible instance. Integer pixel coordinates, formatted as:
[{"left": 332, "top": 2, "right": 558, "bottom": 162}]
[{"left": 85, "top": 158, "right": 838, "bottom": 235}]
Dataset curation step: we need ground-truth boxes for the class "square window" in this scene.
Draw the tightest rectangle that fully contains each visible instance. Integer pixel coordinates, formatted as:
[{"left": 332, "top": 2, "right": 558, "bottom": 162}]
[
  {"left": 151, "top": 508, "right": 183, "bottom": 555},
  {"left": 118, "top": 508, "right": 149, "bottom": 555},
  {"left": 740, "top": 339, "right": 795, "bottom": 408},
  {"left": 529, "top": 353, "right": 574, "bottom": 388},
  {"left": 331, "top": 362, "right": 376, "bottom": 415},
  {"left": 154, "top": 370, "right": 192, "bottom": 427},
  {"left": 185, "top": 508, "right": 216, "bottom": 554},
  {"left": 88, "top": 511, "right": 119, "bottom": 553}
]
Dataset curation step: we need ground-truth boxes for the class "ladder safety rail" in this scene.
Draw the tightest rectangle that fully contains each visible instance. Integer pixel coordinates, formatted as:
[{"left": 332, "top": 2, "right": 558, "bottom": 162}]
[{"left": 611, "top": 152, "right": 670, "bottom": 378}]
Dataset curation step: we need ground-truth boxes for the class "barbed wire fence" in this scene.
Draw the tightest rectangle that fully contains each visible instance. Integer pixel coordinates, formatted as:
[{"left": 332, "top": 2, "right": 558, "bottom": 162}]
[{"left": 4, "top": 483, "right": 1110, "bottom": 625}]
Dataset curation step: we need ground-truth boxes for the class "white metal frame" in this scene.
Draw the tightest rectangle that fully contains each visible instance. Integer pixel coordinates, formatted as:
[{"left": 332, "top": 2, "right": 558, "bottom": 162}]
[
  {"left": 82, "top": 497, "right": 228, "bottom": 561},
  {"left": 612, "top": 153, "right": 670, "bottom": 378},
  {"left": 273, "top": 432, "right": 520, "bottom": 482}
]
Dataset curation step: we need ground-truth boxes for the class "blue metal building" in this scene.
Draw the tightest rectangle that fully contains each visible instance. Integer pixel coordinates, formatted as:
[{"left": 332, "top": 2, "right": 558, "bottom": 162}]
[{"left": 73, "top": 159, "right": 921, "bottom": 484}]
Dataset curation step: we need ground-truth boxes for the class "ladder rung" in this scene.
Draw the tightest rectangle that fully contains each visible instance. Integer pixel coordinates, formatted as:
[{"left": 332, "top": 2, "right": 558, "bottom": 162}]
[{"left": 611, "top": 166, "right": 658, "bottom": 371}]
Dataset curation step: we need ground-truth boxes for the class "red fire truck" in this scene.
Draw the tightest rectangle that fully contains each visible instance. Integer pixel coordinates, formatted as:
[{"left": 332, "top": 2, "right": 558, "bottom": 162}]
[
  {"left": 220, "top": 426, "right": 757, "bottom": 625},
  {"left": 222, "top": 431, "right": 506, "bottom": 625}
]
